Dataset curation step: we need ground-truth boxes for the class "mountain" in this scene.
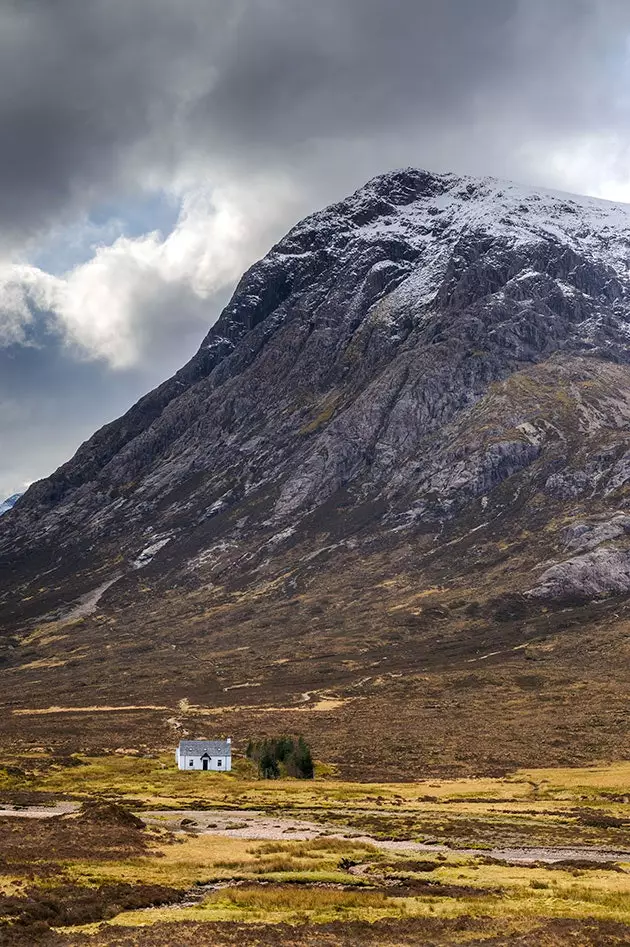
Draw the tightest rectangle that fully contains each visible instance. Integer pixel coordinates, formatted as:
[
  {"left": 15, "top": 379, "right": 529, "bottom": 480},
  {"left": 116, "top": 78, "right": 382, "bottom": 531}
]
[
  {"left": 0, "top": 493, "right": 21, "bottom": 516},
  {"left": 2, "top": 168, "right": 630, "bottom": 778}
]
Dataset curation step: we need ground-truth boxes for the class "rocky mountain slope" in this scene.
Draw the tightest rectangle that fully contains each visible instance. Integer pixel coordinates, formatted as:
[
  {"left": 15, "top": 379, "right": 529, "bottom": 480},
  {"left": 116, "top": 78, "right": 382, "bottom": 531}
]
[{"left": 2, "top": 168, "right": 630, "bottom": 775}]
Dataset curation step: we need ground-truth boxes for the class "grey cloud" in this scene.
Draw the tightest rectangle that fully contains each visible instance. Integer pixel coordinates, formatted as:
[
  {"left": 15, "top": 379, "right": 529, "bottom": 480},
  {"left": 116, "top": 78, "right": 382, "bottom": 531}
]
[
  {"left": 0, "top": 0, "right": 222, "bottom": 247},
  {"left": 192, "top": 0, "right": 630, "bottom": 183},
  {"left": 198, "top": 0, "right": 519, "bottom": 144}
]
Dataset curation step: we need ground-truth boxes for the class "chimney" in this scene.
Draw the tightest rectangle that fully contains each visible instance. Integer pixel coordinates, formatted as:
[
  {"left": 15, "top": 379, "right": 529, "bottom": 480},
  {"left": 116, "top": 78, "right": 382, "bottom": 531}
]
[{"left": 226, "top": 737, "right": 232, "bottom": 744}]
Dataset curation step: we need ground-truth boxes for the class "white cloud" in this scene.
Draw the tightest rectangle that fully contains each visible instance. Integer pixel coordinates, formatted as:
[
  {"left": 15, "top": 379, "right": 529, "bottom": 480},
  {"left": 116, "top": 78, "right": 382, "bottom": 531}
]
[
  {"left": 519, "top": 134, "right": 630, "bottom": 204},
  {"left": 7, "top": 132, "right": 630, "bottom": 375},
  {"left": 0, "top": 176, "right": 301, "bottom": 368}
]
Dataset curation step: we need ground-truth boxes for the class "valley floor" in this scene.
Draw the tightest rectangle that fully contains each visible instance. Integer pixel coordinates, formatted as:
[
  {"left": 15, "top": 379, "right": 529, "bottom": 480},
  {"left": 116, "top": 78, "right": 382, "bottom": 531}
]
[{"left": 1, "top": 756, "right": 630, "bottom": 945}]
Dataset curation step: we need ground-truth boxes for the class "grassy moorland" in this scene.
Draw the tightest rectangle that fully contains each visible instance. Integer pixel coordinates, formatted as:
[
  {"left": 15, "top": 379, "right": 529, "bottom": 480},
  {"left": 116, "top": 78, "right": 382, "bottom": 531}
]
[{"left": 1, "top": 755, "right": 630, "bottom": 944}]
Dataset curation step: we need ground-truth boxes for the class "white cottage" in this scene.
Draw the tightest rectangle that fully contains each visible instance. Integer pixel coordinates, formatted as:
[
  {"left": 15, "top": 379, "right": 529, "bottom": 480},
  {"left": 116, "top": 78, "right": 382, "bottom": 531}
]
[{"left": 176, "top": 739, "right": 232, "bottom": 771}]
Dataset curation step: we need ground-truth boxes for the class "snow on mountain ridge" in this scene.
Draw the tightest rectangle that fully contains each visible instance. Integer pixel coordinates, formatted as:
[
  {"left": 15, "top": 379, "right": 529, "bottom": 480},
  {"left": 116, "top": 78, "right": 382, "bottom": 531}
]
[
  {"left": 285, "top": 168, "right": 630, "bottom": 278},
  {"left": 0, "top": 494, "right": 22, "bottom": 516}
]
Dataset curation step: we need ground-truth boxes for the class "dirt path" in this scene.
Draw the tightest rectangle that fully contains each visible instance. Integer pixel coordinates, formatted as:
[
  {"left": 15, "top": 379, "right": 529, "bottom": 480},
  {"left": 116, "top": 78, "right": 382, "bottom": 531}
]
[{"left": 142, "top": 808, "right": 630, "bottom": 866}]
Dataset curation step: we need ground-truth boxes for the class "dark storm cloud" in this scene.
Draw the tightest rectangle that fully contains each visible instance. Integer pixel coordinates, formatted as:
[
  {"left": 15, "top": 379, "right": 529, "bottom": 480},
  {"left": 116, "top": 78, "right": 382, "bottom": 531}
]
[
  {"left": 197, "top": 0, "right": 519, "bottom": 144},
  {"left": 0, "top": 0, "right": 220, "bottom": 246},
  {"left": 192, "top": 0, "right": 630, "bottom": 190},
  {"left": 1, "top": 0, "right": 630, "bottom": 247}
]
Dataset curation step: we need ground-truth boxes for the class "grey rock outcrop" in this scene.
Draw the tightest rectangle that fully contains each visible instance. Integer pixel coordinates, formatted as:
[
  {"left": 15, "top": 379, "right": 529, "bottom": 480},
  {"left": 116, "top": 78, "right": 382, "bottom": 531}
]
[{"left": 530, "top": 546, "right": 630, "bottom": 599}]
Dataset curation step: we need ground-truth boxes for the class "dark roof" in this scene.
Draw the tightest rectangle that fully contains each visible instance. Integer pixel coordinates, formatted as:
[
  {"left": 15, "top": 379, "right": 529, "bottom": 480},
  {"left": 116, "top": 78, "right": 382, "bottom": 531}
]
[{"left": 178, "top": 739, "right": 231, "bottom": 756}]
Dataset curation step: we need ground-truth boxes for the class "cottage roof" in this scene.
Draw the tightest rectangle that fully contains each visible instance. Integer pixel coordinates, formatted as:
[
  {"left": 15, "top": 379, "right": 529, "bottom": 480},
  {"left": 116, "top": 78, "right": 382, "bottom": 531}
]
[{"left": 178, "top": 739, "right": 231, "bottom": 756}]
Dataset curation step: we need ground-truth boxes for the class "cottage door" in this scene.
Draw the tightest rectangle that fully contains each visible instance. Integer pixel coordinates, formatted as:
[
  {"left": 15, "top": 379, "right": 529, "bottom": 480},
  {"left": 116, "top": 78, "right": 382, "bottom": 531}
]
[{"left": 202, "top": 757, "right": 209, "bottom": 770}]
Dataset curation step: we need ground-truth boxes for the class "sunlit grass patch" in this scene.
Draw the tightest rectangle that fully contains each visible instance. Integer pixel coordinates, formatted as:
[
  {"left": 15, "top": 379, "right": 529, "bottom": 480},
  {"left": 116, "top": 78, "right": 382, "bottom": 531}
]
[
  {"left": 66, "top": 834, "right": 261, "bottom": 888},
  {"left": 419, "top": 858, "right": 630, "bottom": 923},
  {"left": 0, "top": 751, "right": 536, "bottom": 811},
  {"left": 7, "top": 751, "right": 630, "bottom": 819},
  {"left": 514, "top": 761, "right": 630, "bottom": 800},
  {"left": 66, "top": 834, "right": 359, "bottom": 888},
  {"left": 65, "top": 831, "right": 383, "bottom": 895},
  {"left": 3, "top": 749, "right": 630, "bottom": 944},
  {"left": 246, "top": 870, "right": 368, "bottom": 885},
  {"left": 64, "top": 838, "right": 630, "bottom": 925},
  {"left": 111, "top": 884, "right": 408, "bottom": 927},
  {"left": 0, "top": 874, "right": 25, "bottom": 895},
  {"left": 216, "top": 885, "right": 386, "bottom": 910},
  {"left": 253, "top": 837, "right": 379, "bottom": 858},
  {"left": 108, "top": 872, "right": 630, "bottom": 929},
  {"left": 53, "top": 922, "right": 103, "bottom": 936}
]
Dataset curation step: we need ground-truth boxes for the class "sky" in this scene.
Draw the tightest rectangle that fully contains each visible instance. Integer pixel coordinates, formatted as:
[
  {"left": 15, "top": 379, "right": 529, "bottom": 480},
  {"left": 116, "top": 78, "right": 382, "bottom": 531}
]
[{"left": 3, "top": 0, "right": 630, "bottom": 498}]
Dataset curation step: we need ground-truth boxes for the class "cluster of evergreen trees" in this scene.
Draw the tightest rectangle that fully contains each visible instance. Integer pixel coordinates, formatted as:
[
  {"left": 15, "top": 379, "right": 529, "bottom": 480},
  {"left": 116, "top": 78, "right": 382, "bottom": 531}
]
[{"left": 246, "top": 735, "right": 314, "bottom": 779}]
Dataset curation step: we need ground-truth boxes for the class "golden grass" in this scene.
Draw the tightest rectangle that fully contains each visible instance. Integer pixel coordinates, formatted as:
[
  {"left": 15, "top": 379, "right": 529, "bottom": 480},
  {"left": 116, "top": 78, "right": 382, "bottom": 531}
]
[
  {"left": 3, "top": 754, "right": 630, "bottom": 936},
  {"left": 216, "top": 887, "right": 387, "bottom": 911},
  {"left": 55, "top": 826, "right": 630, "bottom": 930},
  {"left": 6, "top": 752, "right": 630, "bottom": 818},
  {"left": 517, "top": 761, "right": 630, "bottom": 795},
  {"left": 65, "top": 833, "right": 380, "bottom": 891},
  {"left": 435, "top": 859, "right": 630, "bottom": 897},
  {"left": 19, "top": 617, "right": 84, "bottom": 646},
  {"left": 1, "top": 805, "right": 629, "bottom": 935},
  {"left": 107, "top": 865, "right": 630, "bottom": 930},
  {"left": 111, "top": 885, "right": 404, "bottom": 927},
  {"left": 0, "top": 876, "right": 24, "bottom": 896},
  {"left": 255, "top": 838, "right": 378, "bottom": 856},
  {"left": 67, "top": 835, "right": 262, "bottom": 888}
]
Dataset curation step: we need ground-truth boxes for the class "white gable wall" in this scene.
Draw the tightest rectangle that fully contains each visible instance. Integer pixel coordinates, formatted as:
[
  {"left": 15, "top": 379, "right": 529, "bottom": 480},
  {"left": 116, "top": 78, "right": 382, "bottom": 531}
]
[{"left": 176, "top": 752, "right": 231, "bottom": 772}]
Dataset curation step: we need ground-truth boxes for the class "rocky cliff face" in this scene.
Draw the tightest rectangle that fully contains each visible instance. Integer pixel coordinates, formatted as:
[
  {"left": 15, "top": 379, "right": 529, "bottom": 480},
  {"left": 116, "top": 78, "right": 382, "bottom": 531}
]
[
  {"left": 2, "top": 169, "right": 630, "bottom": 773},
  {"left": 5, "top": 168, "right": 630, "bottom": 594}
]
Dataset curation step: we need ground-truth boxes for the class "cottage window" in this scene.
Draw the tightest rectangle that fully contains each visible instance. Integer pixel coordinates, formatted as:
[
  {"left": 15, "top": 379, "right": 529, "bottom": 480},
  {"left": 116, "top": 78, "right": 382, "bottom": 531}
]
[
  {"left": 189, "top": 760, "right": 194, "bottom": 767},
  {"left": 217, "top": 759, "right": 222, "bottom": 766}
]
